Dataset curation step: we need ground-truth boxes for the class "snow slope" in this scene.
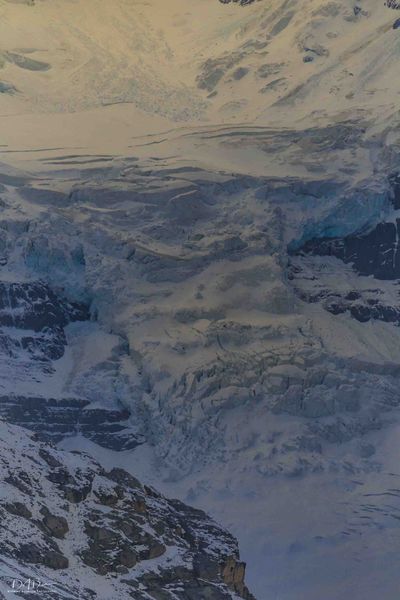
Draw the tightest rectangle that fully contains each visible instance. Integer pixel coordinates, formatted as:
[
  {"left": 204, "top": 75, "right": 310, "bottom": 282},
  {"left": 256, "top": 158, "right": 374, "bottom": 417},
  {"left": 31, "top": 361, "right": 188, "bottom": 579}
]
[{"left": 1, "top": 0, "right": 400, "bottom": 130}]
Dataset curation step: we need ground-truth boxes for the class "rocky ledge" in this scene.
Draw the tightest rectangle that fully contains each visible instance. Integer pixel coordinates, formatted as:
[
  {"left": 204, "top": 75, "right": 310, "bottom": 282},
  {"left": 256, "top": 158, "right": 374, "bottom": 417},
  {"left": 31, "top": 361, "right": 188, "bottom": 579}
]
[
  {"left": 0, "top": 280, "right": 141, "bottom": 451},
  {"left": 0, "top": 420, "right": 255, "bottom": 600}
]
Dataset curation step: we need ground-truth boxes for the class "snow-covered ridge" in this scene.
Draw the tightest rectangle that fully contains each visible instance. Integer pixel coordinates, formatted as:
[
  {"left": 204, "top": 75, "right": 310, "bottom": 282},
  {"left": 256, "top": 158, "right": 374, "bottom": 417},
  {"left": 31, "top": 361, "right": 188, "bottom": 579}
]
[{"left": 0, "top": 419, "right": 254, "bottom": 600}]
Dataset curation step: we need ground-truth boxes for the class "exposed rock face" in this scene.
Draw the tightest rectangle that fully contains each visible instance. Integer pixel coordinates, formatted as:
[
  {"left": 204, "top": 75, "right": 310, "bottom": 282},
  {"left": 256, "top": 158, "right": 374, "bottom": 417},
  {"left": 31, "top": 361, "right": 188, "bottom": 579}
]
[
  {"left": 222, "top": 558, "right": 255, "bottom": 600},
  {"left": 0, "top": 420, "right": 254, "bottom": 600},
  {"left": 298, "top": 218, "right": 400, "bottom": 281},
  {"left": 0, "top": 280, "right": 83, "bottom": 370},
  {"left": 0, "top": 281, "right": 141, "bottom": 451},
  {"left": 0, "top": 281, "right": 88, "bottom": 331},
  {"left": 0, "top": 281, "right": 87, "bottom": 364},
  {"left": 0, "top": 395, "right": 138, "bottom": 450},
  {"left": 290, "top": 175, "right": 400, "bottom": 326}
]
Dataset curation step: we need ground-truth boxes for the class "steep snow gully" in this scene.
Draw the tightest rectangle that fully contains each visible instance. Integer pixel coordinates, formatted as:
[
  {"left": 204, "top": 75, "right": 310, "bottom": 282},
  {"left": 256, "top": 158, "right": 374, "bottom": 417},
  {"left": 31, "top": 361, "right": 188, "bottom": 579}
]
[{"left": 1, "top": 0, "right": 400, "bottom": 599}]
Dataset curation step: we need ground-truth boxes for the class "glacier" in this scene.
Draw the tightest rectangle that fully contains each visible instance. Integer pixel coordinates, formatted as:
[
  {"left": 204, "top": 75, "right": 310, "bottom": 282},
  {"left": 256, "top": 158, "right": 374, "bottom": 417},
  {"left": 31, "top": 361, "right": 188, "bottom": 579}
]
[
  {"left": 1, "top": 137, "right": 400, "bottom": 599},
  {"left": 0, "top": 0, "right": 400, "bottom": 598}
]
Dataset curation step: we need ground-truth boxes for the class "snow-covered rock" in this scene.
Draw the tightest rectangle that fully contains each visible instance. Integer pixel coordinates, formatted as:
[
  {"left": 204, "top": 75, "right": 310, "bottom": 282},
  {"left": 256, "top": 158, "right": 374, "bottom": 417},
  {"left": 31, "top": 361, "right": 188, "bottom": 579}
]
[
  {"left": 0, "top": 419, "right": 254, "bottom": 600},
  {"left": 0, "top": 279, "right": 142, "bottom": 451}
]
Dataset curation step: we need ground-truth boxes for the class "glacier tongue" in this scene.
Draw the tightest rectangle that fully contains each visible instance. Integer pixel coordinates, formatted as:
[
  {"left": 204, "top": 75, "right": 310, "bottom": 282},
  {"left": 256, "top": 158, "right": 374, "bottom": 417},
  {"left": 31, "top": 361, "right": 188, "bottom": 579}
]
[{"left": 0, "top": 126, "right": 400, "bottom": 598}]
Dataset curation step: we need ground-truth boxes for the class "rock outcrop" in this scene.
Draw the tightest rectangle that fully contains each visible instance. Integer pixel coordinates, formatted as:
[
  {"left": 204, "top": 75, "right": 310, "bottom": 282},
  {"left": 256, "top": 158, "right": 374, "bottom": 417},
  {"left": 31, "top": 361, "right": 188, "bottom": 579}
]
[
  {"left": 0, "top": 280, "right": 142, "bottom": 451},
  {"left": 0, "top": 420, "right": 254, "bottom": 600}
]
